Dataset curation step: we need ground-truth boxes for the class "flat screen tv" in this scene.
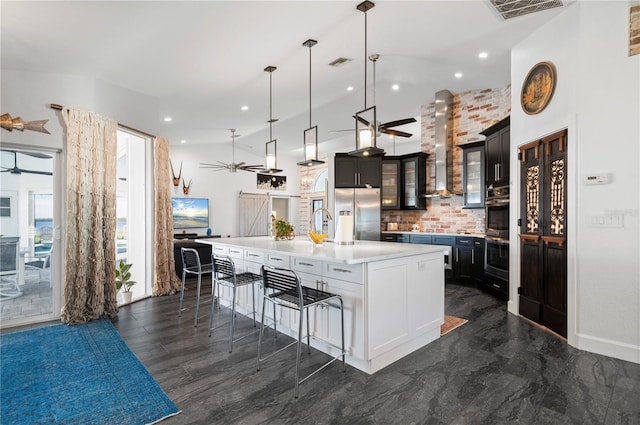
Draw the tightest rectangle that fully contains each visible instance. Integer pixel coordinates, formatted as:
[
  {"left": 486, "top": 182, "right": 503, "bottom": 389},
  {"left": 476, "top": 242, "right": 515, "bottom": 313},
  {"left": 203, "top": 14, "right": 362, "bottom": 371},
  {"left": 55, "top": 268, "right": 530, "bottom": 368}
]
[{"left": 172, "top": 197, "right": 209, "bottom": 229}]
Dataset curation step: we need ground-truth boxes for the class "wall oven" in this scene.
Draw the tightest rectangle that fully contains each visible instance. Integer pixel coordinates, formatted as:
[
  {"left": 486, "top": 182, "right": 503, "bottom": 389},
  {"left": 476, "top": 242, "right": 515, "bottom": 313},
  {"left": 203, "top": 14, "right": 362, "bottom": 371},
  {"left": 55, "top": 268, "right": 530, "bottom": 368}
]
[
  {"left": 485, "top": 185, "right": 509, "bottom": 280},
  {"left": 485, "top": 186, "right": 509, "bottom": 239}
]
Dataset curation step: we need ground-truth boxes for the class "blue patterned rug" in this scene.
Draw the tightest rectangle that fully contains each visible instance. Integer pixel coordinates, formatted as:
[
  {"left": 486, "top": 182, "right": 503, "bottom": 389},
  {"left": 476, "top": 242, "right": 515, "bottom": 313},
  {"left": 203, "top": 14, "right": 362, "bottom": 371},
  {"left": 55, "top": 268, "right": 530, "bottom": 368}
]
[{"left": 0, "top": 319, "right": 180, "bottom": 425}]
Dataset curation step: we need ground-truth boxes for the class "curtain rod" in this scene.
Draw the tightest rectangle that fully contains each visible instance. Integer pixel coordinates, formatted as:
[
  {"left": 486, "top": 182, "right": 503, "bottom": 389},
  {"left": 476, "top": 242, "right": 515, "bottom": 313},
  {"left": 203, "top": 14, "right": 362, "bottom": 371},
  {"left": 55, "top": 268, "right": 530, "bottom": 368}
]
[{"left": 48, "top": 103, "right": 157, "bottom": 139}]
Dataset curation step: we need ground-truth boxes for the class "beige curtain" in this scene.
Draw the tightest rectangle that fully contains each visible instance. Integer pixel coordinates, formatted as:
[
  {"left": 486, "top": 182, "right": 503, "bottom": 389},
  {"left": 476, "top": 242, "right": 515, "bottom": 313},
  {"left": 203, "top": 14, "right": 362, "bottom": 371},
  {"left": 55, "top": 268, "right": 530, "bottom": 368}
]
[
  {"left": 61, "top": 108, "right": 118, "bottom": 324},
  {"left": 153, "top": 136, "right": 180, "bottom": 295}
]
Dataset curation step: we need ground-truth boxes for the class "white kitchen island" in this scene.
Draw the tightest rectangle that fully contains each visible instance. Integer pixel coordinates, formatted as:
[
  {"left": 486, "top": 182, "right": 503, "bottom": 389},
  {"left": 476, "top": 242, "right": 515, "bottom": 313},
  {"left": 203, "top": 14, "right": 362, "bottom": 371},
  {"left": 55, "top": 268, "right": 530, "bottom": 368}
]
[{"left": 196, "top": 236, "right": 445, "bottom": 374}]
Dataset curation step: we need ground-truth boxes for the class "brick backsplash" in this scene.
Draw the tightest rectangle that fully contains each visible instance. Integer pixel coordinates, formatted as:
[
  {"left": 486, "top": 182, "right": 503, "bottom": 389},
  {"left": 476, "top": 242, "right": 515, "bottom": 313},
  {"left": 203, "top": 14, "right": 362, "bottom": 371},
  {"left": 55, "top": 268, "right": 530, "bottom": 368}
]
[{"left": 390, "top": 85, "right": 512, "bottom": 234}]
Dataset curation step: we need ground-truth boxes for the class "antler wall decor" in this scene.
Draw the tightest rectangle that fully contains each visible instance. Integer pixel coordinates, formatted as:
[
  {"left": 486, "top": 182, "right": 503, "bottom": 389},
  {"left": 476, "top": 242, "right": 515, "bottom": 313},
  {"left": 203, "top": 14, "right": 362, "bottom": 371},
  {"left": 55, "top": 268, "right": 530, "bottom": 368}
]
[
  {"left": 170, "top": 160, "right": 182, "bottom": 186},
  {"left": 182, "top": 178, "right": 192, "bottom": 195},
  {"left": 1, "top": 113, "right": 50, "bottom": 134}
]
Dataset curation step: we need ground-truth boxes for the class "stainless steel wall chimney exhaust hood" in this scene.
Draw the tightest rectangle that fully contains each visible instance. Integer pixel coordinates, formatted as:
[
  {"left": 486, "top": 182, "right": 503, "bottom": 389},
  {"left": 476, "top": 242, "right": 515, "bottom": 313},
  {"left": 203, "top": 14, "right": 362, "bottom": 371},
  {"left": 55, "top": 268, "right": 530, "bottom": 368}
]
[{"left": 426, "top": 89, "right": 454, "bottom": 198}]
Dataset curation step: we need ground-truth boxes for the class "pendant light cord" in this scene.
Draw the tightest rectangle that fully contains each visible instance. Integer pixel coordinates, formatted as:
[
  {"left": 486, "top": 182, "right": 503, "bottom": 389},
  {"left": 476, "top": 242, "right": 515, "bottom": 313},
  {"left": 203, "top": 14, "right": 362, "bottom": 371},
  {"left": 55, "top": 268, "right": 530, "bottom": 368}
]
[
  {"left": 364, "top": 9, "right": 368, "bottom": 109},
  {"left": 269, "top": 70, "right": 273, "bottom": 141},
  {"left": 309, "top": 43, "right": 312, "bottom": 128}
]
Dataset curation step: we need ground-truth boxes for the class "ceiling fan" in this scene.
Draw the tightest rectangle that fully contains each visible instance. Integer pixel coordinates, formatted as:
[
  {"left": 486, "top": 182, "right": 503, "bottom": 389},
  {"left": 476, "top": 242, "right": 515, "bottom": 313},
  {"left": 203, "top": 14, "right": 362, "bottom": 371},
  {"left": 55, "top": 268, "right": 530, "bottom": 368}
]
[
  {"left": 0, "top": 150, "right": 53, "bottom": 176},
  {"left": 332, "top": 53, "right": 417, "bottom": 138},
  {"left": 200, "top": 129, "right": 264, "bottom": 173}
]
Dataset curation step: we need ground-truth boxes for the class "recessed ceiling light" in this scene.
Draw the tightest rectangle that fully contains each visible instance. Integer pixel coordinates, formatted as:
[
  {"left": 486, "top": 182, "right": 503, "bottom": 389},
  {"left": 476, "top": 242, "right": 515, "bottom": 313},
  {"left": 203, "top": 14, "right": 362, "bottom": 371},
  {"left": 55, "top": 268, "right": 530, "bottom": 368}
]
[
  {"left": 347, "top": 86, "right": 354, "bottom": 91},
  {"left": 391, "top": 84, "right": 400, "bottom": 91},
  {"left": 163, "top": 117, "right": 172, "bottom": 122},
  {"left": 478, "top": 51, "right": 488, "bottom": 59},
  {"left": 180, "top": 139, "right": 186, "bottom": 144},
  {"left": 454, "top": 72, "right": 463, "bottom": 79},
  {"left": 241, "top": 105, "right": 249, "bottom": 111}
]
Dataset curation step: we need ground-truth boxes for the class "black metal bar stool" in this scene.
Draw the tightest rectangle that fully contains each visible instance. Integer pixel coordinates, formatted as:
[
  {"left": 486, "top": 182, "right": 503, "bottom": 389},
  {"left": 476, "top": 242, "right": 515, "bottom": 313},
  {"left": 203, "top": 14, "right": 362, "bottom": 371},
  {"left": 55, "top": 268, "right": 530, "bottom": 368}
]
[
  {"left": 256, "top": 264, "right": 345, "bottom": 398},
  {"left": 208, "top": 254, "right": 263, "bottom": 352},
  {"left": 178, "top": 247, "right": 213, "bottom": 327}
]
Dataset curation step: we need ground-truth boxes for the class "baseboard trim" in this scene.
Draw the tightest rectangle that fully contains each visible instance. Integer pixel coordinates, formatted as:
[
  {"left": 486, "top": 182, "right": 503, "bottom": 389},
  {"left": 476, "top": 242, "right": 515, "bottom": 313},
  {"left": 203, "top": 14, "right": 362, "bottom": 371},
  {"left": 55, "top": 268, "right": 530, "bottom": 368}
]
[{"left": 575, "top": 332, "right": 640, "bottom": 364}]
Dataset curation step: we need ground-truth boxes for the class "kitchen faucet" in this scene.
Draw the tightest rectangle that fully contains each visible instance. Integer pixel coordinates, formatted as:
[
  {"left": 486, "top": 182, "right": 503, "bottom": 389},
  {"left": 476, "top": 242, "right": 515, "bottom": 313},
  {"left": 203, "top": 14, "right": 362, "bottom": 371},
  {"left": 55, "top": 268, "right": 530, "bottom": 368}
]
[{"left": 312, "top": 208, "right": 333, "bottom": 234}]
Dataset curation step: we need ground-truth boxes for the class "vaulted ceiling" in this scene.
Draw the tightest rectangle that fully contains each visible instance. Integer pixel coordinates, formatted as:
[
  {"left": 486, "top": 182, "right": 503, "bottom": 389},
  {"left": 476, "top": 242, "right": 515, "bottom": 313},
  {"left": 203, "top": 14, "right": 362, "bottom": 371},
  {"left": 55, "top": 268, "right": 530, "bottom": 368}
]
[{"left": 1, "top": 1, "right": 569, "bottom": 157}]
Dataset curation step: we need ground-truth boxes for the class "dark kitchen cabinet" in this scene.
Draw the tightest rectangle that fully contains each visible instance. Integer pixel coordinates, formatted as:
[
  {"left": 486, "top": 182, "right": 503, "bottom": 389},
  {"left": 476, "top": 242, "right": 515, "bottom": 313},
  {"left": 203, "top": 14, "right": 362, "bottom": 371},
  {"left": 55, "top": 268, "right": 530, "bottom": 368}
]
[
  {"left": 460, "top": 141, "right": 485, "bottom": 208},
  {"left": 380, "top": 233, "right": 398, "bottom": 242},
  {"left": 473, "top": 238, "right": 485, "bottom": 285},
  {"left": 401, "top": 153, "right": 428, "bottom": 210},
  {"left": 381, "top": 159, "right": 401, "bottom": 209},
  {"left": 481, "top": 116, "right": 510, "bottom": 188},
  {"left": 483, "top": 273, "right": 509, "bottom": 301},
  {"left": 453, "top": 236, "right": 485, "bottom": 286},
  {"left": 334, "top": 154, "right": 381, "bottom": 188}
]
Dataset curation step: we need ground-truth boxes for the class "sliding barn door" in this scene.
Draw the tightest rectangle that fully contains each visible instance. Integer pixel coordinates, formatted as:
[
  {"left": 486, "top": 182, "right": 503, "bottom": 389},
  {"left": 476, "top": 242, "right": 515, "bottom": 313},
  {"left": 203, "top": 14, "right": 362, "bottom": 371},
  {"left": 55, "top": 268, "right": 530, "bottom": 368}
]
[
  {"left": 518, "top": 129, "right": 568, "bottom": 337},
  {"left": 239, "top": 192, "right": 270, "bottom": 237}
]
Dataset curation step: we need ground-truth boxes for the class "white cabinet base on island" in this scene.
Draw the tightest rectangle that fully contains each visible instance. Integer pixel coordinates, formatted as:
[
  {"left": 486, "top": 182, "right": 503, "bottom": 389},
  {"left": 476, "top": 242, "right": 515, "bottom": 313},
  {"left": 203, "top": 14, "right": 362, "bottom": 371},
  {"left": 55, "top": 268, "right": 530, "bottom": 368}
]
[{"left": 197, "top": 237, "right": 444, "bottom": 375}]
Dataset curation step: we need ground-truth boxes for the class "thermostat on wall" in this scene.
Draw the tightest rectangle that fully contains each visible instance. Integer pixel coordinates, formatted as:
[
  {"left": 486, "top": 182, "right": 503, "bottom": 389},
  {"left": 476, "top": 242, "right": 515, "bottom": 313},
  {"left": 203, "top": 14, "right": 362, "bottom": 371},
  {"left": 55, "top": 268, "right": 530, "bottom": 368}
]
[{"left": 583, "top": 173, "right": 612, "bottom": 185}]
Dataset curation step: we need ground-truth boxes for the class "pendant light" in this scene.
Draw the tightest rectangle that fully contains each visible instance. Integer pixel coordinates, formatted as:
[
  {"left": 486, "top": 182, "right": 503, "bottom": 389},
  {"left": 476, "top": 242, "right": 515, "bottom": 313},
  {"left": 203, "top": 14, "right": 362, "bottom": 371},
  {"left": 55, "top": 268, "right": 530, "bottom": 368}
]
[
  {"left": 262, "top": 65, "right": 283, "bottom": 174},
  {"left": 297, "top": 39, "right": 324, "bottom": 167},
  {"left": 349, "top": 0, "right": 385, "bottom": 157}
]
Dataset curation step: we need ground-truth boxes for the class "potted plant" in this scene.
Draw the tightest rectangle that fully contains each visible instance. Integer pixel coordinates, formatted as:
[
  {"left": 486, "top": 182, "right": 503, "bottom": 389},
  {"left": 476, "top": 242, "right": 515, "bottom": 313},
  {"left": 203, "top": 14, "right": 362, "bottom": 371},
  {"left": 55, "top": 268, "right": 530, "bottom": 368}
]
[
  {"left": 272, "top": 218, "right": 295, "bottom": 240},
  {"left": 115, "top": 259, "right": 136, "bottom": 304}
]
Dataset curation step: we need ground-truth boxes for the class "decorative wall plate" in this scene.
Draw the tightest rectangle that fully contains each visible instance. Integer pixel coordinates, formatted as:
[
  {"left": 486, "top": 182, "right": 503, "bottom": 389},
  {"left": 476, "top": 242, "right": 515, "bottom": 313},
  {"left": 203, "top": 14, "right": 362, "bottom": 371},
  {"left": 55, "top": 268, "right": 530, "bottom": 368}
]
[{"left": 521, "top": 61, "right": 557, "bottom": 115}]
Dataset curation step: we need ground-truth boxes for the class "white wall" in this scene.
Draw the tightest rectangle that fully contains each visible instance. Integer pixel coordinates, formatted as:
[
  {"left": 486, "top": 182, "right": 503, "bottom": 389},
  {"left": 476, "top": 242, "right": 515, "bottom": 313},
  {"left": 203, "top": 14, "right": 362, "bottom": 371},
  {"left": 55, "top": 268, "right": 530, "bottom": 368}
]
[{"left": 511, "top": 1, "right": 640, "bottom": 363}]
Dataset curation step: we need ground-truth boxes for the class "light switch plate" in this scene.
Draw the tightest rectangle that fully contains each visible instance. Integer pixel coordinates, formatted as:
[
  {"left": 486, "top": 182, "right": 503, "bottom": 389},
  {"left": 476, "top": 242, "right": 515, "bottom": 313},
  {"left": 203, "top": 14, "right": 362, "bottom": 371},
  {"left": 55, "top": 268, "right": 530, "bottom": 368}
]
[{"left": 583, "top": 173, "right": 612, "bottom": 185}]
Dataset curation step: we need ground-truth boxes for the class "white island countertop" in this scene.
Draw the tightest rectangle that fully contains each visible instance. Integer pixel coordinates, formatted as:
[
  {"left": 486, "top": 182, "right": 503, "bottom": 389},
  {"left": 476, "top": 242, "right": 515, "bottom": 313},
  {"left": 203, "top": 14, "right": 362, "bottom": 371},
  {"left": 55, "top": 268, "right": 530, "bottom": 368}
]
[{"left": 196, "top": 236, "right": 444, "bottom": 265}]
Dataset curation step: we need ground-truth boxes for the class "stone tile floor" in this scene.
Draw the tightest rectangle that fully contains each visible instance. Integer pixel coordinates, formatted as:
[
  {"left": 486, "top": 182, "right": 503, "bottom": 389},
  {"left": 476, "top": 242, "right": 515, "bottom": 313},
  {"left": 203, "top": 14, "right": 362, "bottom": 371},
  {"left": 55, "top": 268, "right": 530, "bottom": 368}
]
[
  {"left": 112, "top": 282, "right": 640, "bottom": 425},
  {"left": 0, "top": 270, "right": 52, "bottom": 323}
]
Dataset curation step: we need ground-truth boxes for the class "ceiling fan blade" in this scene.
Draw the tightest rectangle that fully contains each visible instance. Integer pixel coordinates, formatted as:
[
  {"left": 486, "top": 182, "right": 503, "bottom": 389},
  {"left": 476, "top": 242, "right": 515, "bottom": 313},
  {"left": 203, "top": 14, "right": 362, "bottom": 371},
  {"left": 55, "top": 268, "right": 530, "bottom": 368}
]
[
  {"left": 381, "top": 128, "right": 413, "bottom": 138},
  {"left": 235, "top": 162, "right": 246, "bottom": 167},
  {"left": 200, "top": 163, "right": 227, "bottom": 169},
  {"left": 20, "top": 168, "right": 53, "bottom": 176},
  {"left": 380, "top": 117, "right": 416, "bottom": 128},
  {"left": 328, "top": 129, "right": 354, "bottom": 134},
  {"left": 355, "top": 115, "right": 370, "bottom": 126}
]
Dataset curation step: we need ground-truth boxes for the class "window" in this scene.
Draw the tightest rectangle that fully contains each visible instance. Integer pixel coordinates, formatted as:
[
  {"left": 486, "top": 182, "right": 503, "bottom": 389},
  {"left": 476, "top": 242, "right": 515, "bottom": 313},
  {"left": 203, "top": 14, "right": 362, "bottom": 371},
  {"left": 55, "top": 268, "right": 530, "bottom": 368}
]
[{"left": 0, "top": 197, "right": 11, "bottom": 217}]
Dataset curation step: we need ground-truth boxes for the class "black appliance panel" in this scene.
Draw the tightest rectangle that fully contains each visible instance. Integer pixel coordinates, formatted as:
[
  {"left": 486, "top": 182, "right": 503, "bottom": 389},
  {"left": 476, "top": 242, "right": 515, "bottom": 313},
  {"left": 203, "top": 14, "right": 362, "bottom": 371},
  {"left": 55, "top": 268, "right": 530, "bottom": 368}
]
[{"left": 485, "top": 236, "right": 509, "bottom": 280}]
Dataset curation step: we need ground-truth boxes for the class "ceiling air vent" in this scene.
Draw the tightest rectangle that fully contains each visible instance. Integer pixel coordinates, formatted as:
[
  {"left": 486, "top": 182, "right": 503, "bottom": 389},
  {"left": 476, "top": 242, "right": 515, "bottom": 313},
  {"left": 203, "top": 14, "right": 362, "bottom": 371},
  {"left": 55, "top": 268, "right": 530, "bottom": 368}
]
[
  {"left": 489, "top": 0, "right": 566, "bottom": 20},
  {"left": 328, "top": 57, "right": 352, "bottom": 67}
]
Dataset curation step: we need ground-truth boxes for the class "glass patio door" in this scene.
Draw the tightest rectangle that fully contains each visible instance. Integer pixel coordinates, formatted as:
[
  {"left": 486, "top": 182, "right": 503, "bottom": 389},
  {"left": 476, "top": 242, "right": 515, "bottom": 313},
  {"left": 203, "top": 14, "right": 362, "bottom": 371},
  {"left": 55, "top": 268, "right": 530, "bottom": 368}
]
[
  {"left": 116, "top": 129, "right": 153, "bottom": 304},
  {"left": 0, "top": 147, "right": 61, "bottom": 328}
]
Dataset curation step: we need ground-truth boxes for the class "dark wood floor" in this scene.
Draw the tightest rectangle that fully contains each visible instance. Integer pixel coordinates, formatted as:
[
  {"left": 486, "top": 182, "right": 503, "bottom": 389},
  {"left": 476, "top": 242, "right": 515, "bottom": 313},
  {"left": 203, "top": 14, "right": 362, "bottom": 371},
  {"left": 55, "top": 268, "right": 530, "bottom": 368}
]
[{"left": 108, "top": 280, "right": 640, "bottom": 425}]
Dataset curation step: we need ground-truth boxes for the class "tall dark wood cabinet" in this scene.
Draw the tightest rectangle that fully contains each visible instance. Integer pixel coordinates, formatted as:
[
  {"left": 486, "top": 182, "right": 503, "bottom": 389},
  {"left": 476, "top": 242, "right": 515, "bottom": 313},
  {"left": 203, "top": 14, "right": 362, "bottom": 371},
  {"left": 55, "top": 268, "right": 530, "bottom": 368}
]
[
  {"left": 518, "top": 129, "right": 568, "bottom": 338},
  {"left": 481, "top": 116, "right": 510, "bottom": 188},
  {"left": 335, "top": 154, "right": 381, "bottom": 188}
]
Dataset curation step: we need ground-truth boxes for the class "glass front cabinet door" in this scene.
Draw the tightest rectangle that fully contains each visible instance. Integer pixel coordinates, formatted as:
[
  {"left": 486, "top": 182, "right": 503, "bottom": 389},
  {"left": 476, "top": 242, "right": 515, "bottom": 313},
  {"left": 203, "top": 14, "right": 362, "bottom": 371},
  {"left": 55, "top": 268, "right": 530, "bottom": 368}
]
[
  {"left": 460, "top": 141, "right": 485, "bottom": 208},
  {"left": 401, "top": 153, "right": 427, "bottom": 210},
  {"left": 381, "top": 159, "right": 400, "bottom": 210}
]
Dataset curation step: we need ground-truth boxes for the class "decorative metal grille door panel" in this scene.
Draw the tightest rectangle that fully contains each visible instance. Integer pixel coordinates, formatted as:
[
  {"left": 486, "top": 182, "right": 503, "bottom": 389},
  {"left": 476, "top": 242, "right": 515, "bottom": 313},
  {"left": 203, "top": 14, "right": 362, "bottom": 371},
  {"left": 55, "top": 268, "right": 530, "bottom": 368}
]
[{"left": 518, "top": 129, "right": 567, "bottom": 337}]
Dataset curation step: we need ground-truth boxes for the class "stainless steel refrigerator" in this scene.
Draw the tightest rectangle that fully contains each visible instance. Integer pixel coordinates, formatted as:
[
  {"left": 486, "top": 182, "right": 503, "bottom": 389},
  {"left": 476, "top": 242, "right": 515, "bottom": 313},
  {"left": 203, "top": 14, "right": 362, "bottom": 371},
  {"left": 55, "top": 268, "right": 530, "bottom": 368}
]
[{"left": 334, "top": 188, "right": 381, "bottom": 241}]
